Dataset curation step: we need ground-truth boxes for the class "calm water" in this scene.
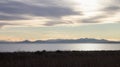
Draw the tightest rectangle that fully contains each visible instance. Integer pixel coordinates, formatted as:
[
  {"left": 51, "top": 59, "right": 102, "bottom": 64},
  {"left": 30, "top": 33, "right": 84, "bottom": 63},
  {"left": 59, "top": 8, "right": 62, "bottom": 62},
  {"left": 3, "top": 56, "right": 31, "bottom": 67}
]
[{"left": 0, "top": 43, "right": 120, "bottom": 52}]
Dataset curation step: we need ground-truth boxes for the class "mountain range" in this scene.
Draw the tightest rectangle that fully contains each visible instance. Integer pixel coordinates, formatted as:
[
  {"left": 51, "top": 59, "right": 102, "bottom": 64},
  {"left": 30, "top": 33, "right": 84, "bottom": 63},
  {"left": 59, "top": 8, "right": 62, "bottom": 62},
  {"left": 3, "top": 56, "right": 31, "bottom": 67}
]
[{"left": 0, "top": 38, "right": 120, "bottom": 44}]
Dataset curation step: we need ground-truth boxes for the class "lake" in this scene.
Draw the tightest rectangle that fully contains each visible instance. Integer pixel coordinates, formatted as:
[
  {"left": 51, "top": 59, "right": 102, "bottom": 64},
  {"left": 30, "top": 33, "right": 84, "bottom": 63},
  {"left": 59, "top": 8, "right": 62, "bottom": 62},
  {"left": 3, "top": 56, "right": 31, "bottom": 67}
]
[{"left": 0, "top": 43, "right": 120, "bottom": 52}]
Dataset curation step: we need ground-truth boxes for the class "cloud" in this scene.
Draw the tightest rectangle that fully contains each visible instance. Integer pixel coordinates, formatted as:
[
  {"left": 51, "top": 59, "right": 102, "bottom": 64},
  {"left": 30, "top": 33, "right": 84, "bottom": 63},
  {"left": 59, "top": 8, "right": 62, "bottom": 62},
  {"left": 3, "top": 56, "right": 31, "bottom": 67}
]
[
  {"left": 102, "top": 5, "right": 120, "bottom": 15},
  {"left": 0, "top": 0, "right": 120, "bottom": 28},
  {"left": 43, "top": 20, "right": 73, "bottom": 26},
  {"left": 0, "top": 0, "right": 82, "bottom": 28},
  {"left": 0, "top": 14, "right": 29, "bottom": 20},
  {"left": 80, "top": 0, "right": 120, "bottom": 23},
  {"left": 103, "top": 6, "right": 120, "bottom": 12},
  {"left": 23, "top": 0, "right": 70, "bottom": 7},
  {"left": 80, "top": 15, "right": 108, "bottom": 23},
  {"left": 101, "top": 0, "right": 120, "bottom": 14},
  {"left": 0, "top": 0, "right": 80, "bottom": 19},
  {"left": 0, "top": 22, "right": 15, "bottom": 28}
]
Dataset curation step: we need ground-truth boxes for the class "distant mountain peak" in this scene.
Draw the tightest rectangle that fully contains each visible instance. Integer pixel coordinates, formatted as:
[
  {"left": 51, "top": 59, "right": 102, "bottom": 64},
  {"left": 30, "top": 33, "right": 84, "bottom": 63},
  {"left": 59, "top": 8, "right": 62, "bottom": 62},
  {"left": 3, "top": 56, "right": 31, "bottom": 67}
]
[{"left": 0, "top": 38, "right": 119, "bottom": 44}]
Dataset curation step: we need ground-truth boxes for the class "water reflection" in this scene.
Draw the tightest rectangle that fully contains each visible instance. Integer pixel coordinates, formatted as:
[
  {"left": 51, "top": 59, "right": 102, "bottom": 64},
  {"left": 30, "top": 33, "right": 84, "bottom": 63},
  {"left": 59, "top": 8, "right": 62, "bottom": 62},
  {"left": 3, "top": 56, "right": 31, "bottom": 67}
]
[
  {"left": 0, "top": 43, "right": 120, "bottom": 52},
  {"left": 69, "top": 43, "right": 120, "bottom": 50}
]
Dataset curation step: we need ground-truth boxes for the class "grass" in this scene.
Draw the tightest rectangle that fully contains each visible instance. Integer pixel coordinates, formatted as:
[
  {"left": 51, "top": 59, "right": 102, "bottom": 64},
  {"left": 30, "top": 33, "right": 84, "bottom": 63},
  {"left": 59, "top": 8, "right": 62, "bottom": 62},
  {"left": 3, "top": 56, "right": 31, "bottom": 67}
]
[{"left": 0, "top": 50, "right": 120, "bottom": 67}]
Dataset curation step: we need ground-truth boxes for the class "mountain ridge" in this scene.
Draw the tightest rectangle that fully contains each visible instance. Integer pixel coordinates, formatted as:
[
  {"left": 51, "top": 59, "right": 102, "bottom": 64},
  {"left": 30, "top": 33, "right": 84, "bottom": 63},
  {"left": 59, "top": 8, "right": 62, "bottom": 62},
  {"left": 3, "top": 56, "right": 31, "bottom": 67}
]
[{"left": 0, "top": 38, "right": 120, "bottom": 44}]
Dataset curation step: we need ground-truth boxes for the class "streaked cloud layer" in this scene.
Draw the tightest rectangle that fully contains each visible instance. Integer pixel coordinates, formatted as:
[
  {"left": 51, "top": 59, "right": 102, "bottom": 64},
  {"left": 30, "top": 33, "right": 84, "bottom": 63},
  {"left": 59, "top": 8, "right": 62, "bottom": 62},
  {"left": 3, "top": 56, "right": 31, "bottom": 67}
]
[
  {"left": 0, "top": 0, "right": 120, "bottom": 41},
  {"left": 0, "top": 0, "right": 120, "bottom": 27}
]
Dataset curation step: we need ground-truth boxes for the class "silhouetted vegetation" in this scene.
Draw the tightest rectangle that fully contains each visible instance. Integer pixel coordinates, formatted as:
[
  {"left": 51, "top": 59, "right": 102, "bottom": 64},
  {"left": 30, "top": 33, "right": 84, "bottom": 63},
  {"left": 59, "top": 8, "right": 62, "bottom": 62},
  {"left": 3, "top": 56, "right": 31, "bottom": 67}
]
[{"left": 0, "top": 51, "right": 120, "bottom": 67}]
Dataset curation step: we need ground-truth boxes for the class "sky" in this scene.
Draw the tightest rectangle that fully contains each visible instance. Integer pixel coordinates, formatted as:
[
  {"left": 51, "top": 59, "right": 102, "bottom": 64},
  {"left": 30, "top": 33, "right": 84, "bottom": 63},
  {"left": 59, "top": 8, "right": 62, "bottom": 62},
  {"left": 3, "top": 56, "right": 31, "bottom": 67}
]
[{"left": 0, "top": 0, "right": 120, "bottom": 41}]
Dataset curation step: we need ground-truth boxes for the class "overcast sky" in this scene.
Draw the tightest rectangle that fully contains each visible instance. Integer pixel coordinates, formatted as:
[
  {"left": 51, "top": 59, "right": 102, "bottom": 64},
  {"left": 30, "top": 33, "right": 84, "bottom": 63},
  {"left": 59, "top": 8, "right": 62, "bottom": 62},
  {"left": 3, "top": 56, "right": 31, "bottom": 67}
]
[{"left": 0, "top": 0, "right": 120, "bottom": 41}]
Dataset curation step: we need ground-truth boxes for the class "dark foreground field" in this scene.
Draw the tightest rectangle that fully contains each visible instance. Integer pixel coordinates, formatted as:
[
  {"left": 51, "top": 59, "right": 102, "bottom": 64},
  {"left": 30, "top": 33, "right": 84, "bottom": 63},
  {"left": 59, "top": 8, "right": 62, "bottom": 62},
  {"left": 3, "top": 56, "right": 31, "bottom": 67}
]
[{"left": 0, "top": 51, "right": 120, "bottom": 67}]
